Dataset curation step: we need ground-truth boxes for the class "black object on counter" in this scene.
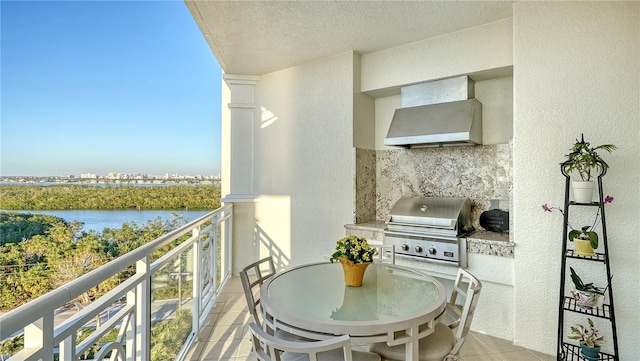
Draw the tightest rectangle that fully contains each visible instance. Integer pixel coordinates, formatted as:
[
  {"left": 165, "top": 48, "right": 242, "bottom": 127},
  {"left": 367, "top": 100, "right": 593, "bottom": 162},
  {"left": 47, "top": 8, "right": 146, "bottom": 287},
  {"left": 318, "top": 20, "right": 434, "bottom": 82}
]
[{"left": 479, "top": 209, "right": 509, "bottom": 232}]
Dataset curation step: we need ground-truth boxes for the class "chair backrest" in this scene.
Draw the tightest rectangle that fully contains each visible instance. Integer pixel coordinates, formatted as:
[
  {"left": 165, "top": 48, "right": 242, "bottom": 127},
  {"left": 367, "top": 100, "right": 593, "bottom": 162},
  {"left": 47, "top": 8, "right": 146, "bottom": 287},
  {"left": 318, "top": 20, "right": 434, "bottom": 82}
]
[
  {"left": 446, "top": 268, "right": 482, "bottom": 356},
  {"left": 248, "top": 322, "right": 354, "bottom": 361},
  {"left": 240, "top": 256, "right": 277, "bottom": 326},
  {"left": 375, "top": 245, "right": 395, "bottom": 264}
]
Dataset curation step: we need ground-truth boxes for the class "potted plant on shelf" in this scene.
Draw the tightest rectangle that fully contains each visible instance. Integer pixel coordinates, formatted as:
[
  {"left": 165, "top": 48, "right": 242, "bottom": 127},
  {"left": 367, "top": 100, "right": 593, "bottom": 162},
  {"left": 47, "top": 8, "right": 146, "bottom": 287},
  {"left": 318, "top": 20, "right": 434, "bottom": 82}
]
[
  {"left": 568, "top": 318, "right": 605, "bottom": 361},
  {"left": 330, "top": 235, "right": 377, "bottom": 287},
  {"left": 542, "top": 195, "right": 613, "bottom": 256},
  {"left": 569, "top": 225, "right": 599, "bottom": 257},
  {"left": 561, "top": 134, "right": 616, "bottom": 203},
  {"left": 569, "top": 267, "right": 604, "bottom": 309}
]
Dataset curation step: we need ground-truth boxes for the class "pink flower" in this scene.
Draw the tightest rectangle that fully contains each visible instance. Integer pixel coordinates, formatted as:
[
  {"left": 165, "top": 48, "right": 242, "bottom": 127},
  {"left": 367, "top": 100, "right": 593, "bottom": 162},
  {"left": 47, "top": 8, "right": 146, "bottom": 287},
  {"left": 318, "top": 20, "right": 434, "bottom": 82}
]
[{"left": 543, "top": 195, "right": 613, "bottom": 241}]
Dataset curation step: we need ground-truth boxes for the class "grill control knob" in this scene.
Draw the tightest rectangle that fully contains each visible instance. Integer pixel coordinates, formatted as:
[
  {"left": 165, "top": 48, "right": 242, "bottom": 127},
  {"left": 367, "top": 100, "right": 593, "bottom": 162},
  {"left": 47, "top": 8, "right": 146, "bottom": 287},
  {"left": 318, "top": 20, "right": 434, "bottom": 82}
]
[
  {"left": 415, "top": 245, "right": 423, "bottom": 253},
  {"left": 401, "top": 244, "right": 409, "bottom": 252},
  {"left": 428, "top": 247, "right": 437, "bottom": 255}
]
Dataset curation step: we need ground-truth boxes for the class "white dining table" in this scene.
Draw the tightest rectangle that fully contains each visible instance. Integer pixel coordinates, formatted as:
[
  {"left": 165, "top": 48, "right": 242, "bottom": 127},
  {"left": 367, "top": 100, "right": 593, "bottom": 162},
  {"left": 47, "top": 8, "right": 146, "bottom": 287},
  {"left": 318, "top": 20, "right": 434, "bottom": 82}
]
[{"left": 260, "top": 262, "right": 447, "bottom": 361}]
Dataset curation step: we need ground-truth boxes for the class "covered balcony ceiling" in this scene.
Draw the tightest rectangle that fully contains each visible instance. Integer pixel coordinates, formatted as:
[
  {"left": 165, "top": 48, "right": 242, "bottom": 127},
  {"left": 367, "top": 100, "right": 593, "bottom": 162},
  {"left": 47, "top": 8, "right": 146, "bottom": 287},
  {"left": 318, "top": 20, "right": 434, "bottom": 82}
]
[{"left": 185, "top": 1, "right": 515, "bottom": 75}]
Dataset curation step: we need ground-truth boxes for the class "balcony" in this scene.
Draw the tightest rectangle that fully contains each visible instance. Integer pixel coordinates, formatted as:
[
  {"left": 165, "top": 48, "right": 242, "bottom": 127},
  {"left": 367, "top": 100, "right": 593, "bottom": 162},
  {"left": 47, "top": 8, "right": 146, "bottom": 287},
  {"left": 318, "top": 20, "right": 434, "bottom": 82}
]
[{"left": 0, "top": 203, "right": 553, "bottom": 361}]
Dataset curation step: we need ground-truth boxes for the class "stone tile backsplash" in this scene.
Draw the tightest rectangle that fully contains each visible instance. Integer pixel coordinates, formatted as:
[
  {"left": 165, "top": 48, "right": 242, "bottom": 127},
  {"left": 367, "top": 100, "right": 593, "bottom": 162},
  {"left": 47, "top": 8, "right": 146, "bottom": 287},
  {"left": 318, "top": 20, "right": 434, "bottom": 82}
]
[
  {"left": 354, "top": 148, "right": 377, "bottom": 224},
  {"left": 354, "top": 143, "right": 512, "bottom": 231}
]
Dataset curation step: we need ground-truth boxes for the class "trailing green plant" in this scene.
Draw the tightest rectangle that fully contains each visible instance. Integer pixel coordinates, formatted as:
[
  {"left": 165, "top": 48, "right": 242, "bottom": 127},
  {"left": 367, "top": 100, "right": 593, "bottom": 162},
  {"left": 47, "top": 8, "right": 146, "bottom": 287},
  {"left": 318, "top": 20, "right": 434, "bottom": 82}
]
[
  {"left": 569, "top": 267, "right": 603, "bottom": 293},
  {"left": 561, "top": 134, "right": 616, "bottom": 181}
]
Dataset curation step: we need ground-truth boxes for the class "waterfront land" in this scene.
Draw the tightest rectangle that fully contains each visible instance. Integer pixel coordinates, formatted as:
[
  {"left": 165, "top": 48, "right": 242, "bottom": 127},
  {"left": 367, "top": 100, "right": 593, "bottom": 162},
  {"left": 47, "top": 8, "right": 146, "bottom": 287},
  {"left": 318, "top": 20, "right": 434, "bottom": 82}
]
[{"left": 0, "top": 184, "right": 221, "bottom": 210}]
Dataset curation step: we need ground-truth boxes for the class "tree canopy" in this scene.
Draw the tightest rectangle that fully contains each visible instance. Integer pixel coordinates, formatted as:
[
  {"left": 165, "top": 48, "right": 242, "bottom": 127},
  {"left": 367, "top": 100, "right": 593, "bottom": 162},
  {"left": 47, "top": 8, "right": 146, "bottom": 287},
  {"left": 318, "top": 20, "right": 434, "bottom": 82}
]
[
  {"left": 0, "top": 184, "right": 220, "bottom": 210},
  {"left": 0, "top": 212, "right": 192, "bottom": 311}
]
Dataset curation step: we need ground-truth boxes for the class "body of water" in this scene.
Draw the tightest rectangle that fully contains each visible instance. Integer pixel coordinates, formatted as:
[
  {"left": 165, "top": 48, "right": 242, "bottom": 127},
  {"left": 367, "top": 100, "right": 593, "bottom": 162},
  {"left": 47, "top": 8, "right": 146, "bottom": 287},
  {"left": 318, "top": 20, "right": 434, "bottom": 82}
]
[{"left": 2, "top": 209, "right": 211, "bottom": 233}]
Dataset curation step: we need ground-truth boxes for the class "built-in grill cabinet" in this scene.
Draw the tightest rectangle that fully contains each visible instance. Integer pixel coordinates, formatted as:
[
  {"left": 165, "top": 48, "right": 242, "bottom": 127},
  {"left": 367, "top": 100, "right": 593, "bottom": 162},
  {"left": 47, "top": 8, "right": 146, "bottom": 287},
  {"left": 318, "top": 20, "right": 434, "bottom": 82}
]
[{"left": 384, "top": 197, "right": 473, "bottom": 268}]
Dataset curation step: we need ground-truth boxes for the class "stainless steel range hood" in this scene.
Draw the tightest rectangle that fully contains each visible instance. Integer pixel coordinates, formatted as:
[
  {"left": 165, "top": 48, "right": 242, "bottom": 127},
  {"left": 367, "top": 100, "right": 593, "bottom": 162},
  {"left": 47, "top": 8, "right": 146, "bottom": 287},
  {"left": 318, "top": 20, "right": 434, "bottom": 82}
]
[{"left": 384, "top": 76, "right": 482, "bottom": 148}]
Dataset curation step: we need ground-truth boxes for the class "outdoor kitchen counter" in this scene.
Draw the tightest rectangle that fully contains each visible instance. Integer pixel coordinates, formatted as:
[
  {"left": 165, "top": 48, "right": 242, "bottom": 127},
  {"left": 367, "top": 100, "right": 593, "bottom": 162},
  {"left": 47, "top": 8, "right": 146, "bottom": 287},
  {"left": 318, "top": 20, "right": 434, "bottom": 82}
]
[{"left": 345, "top": 223, "right": 514, "bottom": 258}]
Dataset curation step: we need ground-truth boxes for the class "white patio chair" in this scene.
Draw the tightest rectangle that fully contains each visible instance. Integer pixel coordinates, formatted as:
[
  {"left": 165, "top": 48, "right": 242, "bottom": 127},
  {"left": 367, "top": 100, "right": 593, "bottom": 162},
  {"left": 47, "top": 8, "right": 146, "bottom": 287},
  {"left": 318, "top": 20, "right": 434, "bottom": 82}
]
[
  {"left": 249, "top": 322, "right": 381, "bottom": 361},
  {"left": 375, "top": 245, "right": 395, "bottom": 264},
  {"left": 369, "top": 268, "right": 482, "bottom": 361},
  {"left": 240, "top": 256, "right": 310, "bottom": 341}
]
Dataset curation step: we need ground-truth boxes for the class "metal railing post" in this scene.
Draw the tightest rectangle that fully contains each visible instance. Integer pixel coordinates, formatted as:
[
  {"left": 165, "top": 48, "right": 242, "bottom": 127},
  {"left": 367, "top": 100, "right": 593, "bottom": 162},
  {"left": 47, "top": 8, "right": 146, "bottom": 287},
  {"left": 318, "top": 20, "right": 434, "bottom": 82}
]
[
  {"left": 191, "top": 227, "right": 202, "bottom": 335},
  {"left": 23, "top": 314, "right": 54, "bottom": 361},
  {"left": 226, "top": 215, "right": 233, "bottom": 276},
  {"left": 126, "top": 289, "right": 136, "bottom": 361},
  {"left": 58, "top": 333, "right": 76, "bottom": 361},
  {"left": 212, "top": 224, "right": 218, "bottom": 297},
  {"left": 135, "top": 257, "right": 150, "bottom": 361}
]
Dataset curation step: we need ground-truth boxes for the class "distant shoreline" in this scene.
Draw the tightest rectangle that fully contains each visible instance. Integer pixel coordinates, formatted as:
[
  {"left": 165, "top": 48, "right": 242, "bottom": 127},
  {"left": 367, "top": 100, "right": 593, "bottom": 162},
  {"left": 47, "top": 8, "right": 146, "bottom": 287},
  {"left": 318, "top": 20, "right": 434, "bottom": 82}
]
[
  {"left": 0, "top": 181, "right": 218, "bottom": 187},
  {"left": 0, "top": 183, "right": 221, "bottom": 210},
  {"left": 0, "top": 174, "right": 221, "bottom": 186}
]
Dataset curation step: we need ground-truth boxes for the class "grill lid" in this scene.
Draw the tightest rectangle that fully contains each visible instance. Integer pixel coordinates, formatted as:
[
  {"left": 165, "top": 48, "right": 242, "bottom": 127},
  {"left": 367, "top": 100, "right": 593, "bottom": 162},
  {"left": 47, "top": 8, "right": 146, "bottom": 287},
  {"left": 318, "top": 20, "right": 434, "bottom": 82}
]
[{"left": 386, "top": 197, "right": 472, "bottom": 230}]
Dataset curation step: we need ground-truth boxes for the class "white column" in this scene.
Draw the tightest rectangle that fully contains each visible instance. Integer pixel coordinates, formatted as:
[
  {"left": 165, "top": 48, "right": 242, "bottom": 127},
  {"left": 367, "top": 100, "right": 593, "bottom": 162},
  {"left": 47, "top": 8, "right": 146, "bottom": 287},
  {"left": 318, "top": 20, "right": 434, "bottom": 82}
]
[
  {"left": 222, "top": 74, "right": 259, "bottom": 199},
  {"left": 221, "top": 74, "right": 259, "bottom": 274}
]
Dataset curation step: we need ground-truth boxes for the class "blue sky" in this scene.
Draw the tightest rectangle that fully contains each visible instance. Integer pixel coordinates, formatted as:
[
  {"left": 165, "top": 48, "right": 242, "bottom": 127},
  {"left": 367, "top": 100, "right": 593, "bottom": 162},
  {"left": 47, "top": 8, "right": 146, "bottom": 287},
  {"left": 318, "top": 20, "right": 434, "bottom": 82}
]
[{"left": 1, "top": 0, "right": 222, "bottom": 177}]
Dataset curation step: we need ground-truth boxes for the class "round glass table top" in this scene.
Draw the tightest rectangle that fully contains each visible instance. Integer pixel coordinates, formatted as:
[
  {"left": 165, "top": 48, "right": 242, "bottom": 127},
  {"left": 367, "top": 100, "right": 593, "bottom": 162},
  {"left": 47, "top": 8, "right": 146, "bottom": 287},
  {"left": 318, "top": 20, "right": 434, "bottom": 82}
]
[{"left": 262, "top": 262, "right": 444, "bottom": 329}]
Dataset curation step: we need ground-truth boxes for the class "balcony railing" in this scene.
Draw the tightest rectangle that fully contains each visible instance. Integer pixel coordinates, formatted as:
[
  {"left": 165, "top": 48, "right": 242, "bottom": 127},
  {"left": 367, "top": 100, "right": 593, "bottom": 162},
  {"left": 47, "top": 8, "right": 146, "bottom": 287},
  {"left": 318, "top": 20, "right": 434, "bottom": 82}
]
[{"left": 0, "top": 204, "right": 233, "bottom": 361}]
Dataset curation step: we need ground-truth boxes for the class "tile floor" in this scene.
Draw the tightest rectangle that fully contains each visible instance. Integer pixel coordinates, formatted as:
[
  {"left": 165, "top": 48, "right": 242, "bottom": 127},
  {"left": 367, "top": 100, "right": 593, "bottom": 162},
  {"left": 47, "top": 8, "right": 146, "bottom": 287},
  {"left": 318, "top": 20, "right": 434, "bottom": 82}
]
[{"left": 185, "top": 277, "right": 555, "bottom": 361}]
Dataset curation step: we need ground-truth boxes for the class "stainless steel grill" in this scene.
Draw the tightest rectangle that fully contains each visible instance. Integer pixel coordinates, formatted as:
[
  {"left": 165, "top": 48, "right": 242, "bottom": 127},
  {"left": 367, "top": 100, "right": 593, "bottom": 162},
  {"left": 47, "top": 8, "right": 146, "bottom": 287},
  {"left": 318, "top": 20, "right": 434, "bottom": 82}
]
[{"left": 384, "top": 197, "right": 473, "bottom": 267}]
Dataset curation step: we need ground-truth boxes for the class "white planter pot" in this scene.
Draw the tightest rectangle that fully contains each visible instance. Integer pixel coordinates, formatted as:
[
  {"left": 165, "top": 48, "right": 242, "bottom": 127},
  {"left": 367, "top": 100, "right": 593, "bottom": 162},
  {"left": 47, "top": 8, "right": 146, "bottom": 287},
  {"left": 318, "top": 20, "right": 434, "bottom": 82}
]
[
  {"left": 572, "top": 181, "right": 596, "bottom": 203},
  {"left": 570, "top": 289, "right": 603, "bottom": 309}
]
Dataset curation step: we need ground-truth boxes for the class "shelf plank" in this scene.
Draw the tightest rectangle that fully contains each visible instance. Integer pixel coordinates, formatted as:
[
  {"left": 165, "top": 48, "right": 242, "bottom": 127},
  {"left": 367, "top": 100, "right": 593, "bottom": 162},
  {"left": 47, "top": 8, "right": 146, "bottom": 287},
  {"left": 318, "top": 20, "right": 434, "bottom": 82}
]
[
  {"left": 565, "top": 250, "right": 606, "bottom": 262},
  {"left": 562, "top": 297, "right": 612, "bottom": 319},
  {"left": 561, "top": 343, "right": 615, "bottom": 360}
]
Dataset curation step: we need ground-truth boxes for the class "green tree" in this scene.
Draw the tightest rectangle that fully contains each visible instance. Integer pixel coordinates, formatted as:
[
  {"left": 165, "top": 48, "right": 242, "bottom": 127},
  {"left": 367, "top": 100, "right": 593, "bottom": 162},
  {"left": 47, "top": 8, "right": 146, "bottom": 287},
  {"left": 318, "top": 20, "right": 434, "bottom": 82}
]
[
  {"left": 0, "top": 185, "right": 220, "bottom": 210},
  {"left": 0, "top": 335, "right": 23, "bottom": 361},
  {"left": 0, "top": 210, "right": 194, "bottom": 311}
]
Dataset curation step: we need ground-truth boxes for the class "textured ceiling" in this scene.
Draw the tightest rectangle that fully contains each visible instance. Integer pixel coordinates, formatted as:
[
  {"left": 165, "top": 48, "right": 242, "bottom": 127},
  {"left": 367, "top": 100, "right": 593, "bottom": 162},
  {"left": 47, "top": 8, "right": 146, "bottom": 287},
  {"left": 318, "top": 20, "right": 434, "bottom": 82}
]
[{"left": 185, "top": 1, "right": 515, "bottom": 76}]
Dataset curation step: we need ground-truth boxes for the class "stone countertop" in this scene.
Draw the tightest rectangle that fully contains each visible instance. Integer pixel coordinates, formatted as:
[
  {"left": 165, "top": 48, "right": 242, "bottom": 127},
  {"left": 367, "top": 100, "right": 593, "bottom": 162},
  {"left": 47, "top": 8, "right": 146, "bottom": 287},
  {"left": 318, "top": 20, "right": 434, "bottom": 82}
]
[
  {"left": 344, "top": 223, "right": 514, "bottom": 258},
  {"left": 466, "top": 230, "right": 514, "bottom": 258},
  {"left": 345, "top": 221, "right": 387, "bottom": 231}
]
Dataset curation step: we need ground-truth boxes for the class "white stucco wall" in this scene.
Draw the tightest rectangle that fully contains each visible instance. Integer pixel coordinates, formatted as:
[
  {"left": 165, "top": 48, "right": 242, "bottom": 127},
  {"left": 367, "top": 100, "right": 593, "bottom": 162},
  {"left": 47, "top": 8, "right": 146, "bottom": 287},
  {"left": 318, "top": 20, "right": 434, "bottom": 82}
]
[
  {"left": 513, "top": 2, "right": 639, "bottom": 358},
  {"left": 353, "top": 53, "right": 376, "bottom": 150},
  {"left": 252, "top": 52, "right": 357, "bottom": 267},
  {"left": 361, "top": 18, "right": 513, "bottom": 94}
]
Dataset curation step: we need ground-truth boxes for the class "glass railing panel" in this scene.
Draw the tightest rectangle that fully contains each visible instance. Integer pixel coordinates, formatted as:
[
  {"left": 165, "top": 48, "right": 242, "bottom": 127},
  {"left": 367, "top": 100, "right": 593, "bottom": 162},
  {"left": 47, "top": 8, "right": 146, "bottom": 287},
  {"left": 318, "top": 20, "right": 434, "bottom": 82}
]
[{"left": 151, "top": 247, "right": 194, "bottom": 360}]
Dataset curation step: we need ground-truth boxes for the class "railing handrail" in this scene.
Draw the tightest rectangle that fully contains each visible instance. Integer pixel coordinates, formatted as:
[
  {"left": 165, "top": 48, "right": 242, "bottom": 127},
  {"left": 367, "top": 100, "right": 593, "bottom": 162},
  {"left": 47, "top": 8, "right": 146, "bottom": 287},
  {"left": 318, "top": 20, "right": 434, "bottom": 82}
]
[{"left": 0, "top": 203, "right": 233, "bottom": 341}]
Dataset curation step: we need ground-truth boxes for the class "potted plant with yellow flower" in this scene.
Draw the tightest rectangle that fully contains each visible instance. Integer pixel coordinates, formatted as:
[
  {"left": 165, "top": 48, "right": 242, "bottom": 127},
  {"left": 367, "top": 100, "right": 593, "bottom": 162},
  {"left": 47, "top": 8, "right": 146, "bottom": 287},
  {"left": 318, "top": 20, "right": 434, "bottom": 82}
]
[{"left": 330, "top": 235, "right": 377, "bottom": 287}]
